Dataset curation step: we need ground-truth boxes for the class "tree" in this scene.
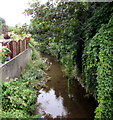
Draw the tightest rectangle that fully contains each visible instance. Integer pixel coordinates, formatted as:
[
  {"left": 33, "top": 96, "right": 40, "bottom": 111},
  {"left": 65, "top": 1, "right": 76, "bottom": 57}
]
[
  {"left": 0, "top": 17, "right": 6, "bottom": 35},
  {"left": 25, "top": 1, "right": 113, "bottom": 118}
]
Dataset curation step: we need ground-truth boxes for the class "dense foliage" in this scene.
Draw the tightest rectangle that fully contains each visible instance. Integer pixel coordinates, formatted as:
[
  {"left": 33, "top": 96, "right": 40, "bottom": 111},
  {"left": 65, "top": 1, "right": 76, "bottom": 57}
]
[
  {"left": 25, "top": 1, "right": 113, "bottom": 119},
  {"left": 1, "top": 44, "right": 47, "bottom": 118},
  {"left": 94, "top": 16, "right": 113, "bottom": 119},
  {"left": 84, "top": 16, "right": 113, "bottom": 119},
  {"left": 25, "top": 2, "right": 86, "bottom": 77},
  {"left": 0, "top": 17, "right": 6, "bottom": 35},
  {"left": 82, "top": 2, "right": 113, "bottom": 96},
  {"left": 0, "top": 17, "right": 5, "bottom": 25},
  {"left": 0, "top": 48, "right": 11, "bottom": 63}
]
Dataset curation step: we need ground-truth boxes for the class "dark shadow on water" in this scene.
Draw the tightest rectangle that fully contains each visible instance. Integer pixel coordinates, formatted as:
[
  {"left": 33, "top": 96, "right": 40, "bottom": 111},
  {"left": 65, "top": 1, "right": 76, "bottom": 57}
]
[{"left": 34, "top": 54, "right": 96, "bottom": 119}]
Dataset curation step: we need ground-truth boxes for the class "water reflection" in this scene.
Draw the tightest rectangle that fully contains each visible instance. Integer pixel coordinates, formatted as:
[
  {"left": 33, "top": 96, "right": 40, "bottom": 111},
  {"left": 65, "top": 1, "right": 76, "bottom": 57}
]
[
  {"left": 37, "top": 88, "right": 67, "bottom": 118},
  {"left": 35, "top": 54, "right": 96, "bottom": 118}
]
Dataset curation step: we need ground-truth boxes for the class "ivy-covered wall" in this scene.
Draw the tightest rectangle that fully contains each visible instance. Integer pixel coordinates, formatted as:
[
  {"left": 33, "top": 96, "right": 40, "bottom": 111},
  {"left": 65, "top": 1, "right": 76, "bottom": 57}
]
[{"left": 83, "top": 16, "right": 113, "bottom": 119}]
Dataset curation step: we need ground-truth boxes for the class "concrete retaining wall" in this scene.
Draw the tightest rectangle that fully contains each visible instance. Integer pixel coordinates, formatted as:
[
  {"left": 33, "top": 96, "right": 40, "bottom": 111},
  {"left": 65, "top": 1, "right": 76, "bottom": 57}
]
[{"left": 0, "top": 48, "right": 32, "bottom": 82}]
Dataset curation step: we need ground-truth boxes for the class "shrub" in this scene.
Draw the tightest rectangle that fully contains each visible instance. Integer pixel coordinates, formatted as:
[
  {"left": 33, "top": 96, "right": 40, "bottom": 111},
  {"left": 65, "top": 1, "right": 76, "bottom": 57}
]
[{"left": 1, "top": 46, "right": 47, "bottom": 118}]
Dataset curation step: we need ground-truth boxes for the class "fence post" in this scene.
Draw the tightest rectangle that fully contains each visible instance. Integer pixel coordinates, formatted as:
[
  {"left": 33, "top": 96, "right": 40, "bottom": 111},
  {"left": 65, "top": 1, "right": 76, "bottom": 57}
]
[
  {"left": 22, "top": 39, "right": 26, "bottom": 51},
  {"left": 25, "top": 37, "right": 30, "bottom": 47},
  {"left": 18, "top": 40, "right": 23, "bottom": 53},
  {"left": 24, "top": 39, "right": 27, "bottom": 49},
  {"left": 9, "top": 41, "right": 17, "bottom": 58},
  {"left": 16, "top": 41, "right": 19, "bottom": 55}
]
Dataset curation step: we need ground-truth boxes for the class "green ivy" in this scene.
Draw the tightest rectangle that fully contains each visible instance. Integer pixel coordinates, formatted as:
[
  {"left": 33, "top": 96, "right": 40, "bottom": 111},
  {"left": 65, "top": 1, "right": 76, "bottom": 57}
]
[
  {"left": 25, "top": 1, "right": 113, "bottom": 118},
  {"left": 95, "top": 16, "right": 113, "bottom": 119},
  {"left": 83, "top": 16, "right": 113, "bottom": 119}
]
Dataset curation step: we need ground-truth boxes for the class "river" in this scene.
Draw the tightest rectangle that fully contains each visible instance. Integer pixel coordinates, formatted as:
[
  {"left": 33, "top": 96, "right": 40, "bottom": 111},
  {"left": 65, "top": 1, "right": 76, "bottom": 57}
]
[{"left": 34, "top": 54, "right": 96, "bottom": 119}]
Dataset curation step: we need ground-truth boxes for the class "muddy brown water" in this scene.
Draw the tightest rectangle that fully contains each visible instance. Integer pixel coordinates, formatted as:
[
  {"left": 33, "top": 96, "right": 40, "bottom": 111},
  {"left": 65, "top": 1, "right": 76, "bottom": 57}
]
[{"left": 34, "top": 54, "right": 96, "bottom": 119}]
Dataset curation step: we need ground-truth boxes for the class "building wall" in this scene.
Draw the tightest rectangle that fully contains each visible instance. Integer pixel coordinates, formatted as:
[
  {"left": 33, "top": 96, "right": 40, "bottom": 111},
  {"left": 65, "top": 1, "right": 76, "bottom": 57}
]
[{"left": 0, "top": 48, "right": 32, "bottom": 82}]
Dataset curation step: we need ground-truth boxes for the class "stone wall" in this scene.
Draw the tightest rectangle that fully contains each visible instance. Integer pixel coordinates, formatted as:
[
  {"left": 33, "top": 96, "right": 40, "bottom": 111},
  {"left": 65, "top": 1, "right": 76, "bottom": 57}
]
[{"left": 0, "top": 48, "right": 32, "bottom": 82}]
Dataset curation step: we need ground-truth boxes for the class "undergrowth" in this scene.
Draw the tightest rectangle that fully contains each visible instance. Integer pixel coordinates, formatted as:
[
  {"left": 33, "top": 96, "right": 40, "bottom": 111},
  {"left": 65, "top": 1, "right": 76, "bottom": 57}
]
[{"left": 0, "top": 44, "right": 47, "bottom": 118}]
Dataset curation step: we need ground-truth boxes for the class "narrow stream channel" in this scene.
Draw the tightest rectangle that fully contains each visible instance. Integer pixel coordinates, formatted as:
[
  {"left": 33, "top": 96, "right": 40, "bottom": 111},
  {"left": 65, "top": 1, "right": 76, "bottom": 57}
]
[{"left": 35, "top": 54, "right": 96, "bottom": 119}]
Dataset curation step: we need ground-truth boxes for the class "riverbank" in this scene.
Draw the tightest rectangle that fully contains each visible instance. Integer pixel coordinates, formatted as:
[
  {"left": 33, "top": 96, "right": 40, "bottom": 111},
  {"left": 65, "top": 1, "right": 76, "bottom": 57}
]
[{"left": 1, "top": 45, "right": 48, "bottom": 118}]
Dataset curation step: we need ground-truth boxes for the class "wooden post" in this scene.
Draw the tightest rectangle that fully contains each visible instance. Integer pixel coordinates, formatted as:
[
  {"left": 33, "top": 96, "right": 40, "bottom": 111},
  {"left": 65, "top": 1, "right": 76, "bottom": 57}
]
[
  {"left": 22, "top": 39, "right": 26, "bottom": 51},
  {"left": 16, "top": 41, "right": 19, "bottom": 55},
  {"left": 25, "top": 37, "right": 30, "bottom": 47},
  {"left": 24, "top": 39, "right": 27, "bottom": 50},
  {"left": 9, "top": 41, "right": 17, "bottom": 58},
  {"left": 18, "top": 40, "right": 23, "bottom": 53}
]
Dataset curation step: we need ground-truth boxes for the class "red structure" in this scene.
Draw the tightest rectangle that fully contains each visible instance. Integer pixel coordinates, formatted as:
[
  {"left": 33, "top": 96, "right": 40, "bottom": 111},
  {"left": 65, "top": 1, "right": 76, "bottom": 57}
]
[
  {"left": 18, "top": 40, "right": 23, "bottom": 53},
  {"left": 2, "top": 38, "right": 30, "bottom": 59}
]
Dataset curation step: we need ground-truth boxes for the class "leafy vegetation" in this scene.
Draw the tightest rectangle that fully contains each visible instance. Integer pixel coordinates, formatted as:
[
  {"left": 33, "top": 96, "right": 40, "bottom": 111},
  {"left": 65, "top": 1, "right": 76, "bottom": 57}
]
[
  {"left": 0, "top": 48, "right": 11, "bottom": 63},
  {"left": 82, "top": 3, "right": 113, "bottom": 119},
  {"left": 94, "top": 16, "right": 113, "bottom": 119},
  {"left": 0, "top": 17, "right": 6, "bottom": 35},
  {"left": 25, "top": 1, "right": 113, "bottom": 119},
  {"left": 1, "top": 43, "right": 47, "bottom": 118}
]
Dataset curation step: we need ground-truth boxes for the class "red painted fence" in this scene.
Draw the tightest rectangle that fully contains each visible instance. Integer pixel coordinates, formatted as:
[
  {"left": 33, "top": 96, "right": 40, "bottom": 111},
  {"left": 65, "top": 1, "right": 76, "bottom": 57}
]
[{"left": 3, "top": 37, "right": 30, "bottom": 59}]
